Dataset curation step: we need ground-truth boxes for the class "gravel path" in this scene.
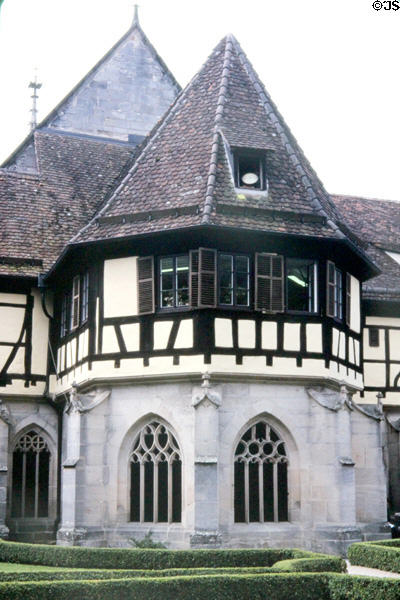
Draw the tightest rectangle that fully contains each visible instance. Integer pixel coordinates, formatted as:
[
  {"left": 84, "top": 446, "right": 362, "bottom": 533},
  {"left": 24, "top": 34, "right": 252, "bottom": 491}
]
[{"left": 346, "top": 560, "right": 400, "bottom": 579}]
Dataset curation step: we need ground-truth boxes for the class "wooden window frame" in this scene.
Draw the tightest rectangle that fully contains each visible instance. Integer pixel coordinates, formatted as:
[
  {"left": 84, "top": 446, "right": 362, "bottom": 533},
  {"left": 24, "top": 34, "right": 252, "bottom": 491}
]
[
  {"left": 286, "top": 258, "right": 318, "bottom": 314},
  {"left": 326, "top": 261, "right": 343, "bottom": 320},
  {"left": 158, "top": 254, "right": 190, "bottom": 311},
  {"left": 218, "top": 253, "right": 251, "bottom": 308}
]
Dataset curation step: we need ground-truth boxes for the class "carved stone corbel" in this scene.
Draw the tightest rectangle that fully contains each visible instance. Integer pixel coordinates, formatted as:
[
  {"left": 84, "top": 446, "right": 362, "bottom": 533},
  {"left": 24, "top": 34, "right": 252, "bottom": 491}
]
[
  {"left": 0, "top": 400, "right": 14, "bottom": 426},
  {"left": 65, "top": 383, "right": 111, "bottom": 414},
  {"left": 192, "top": 373, "right": 221, "bottom": 409}
]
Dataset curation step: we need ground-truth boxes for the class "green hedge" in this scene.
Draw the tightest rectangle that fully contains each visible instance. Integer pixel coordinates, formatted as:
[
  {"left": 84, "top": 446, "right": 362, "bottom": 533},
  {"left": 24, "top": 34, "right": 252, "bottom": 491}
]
[
  {"left": 0, "top": 540, "right": 319, "bottom": 570},
  {"left": 0, "top": 573, "right": 331, "bottom": 600},
  {"left": 348, "top": 541, "right": 400, "bottom": 574},
  {"left": 328, "top": 574, "right": 400, "bottom": 600},
  {"left": 271, "top": 555, "right": 346, "bottom": 573},
  {"left": 0, "top": 557, "right": 345, "bottom": 583}
]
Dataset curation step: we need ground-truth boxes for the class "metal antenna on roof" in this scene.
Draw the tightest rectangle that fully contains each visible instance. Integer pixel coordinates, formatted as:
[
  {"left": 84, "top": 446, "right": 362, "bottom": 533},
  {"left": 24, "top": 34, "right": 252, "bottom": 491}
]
[
  {"left": 28, "top": 69, "right": 42, "bottom": 131},
  {"left": 132, "top": 3, "right": 139, "bottom": 26}
]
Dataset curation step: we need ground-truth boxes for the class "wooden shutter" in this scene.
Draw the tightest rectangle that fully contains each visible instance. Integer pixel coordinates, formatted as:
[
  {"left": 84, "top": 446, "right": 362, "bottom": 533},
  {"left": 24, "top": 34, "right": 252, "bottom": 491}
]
[
  {"left": 255, "top": 253, "right": 284, "bottom": 312},
  {"left": 198, "top": 248, "right": 217, "bottom": 308},
  {"left": 189, "top": 250, "right": 199, "bottom": 308},
  {"left": 137, "top": 256, "right": 155, "bottom": 315},
  {"left": 326, "top": 260, "right": 336, "bottom": 318},
  {"left": 345, "top": 273, "right": 351, "bottom": 326}
]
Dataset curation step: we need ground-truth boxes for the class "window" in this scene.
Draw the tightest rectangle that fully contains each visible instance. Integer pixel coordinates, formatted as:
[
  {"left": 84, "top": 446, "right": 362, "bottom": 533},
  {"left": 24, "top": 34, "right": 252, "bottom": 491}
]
[
  {"left": 130, "top": 421, "right": 182, "bottom": 523},
  {"left": 159, "top": 256, "right": 189, "bottom": 309},
  {"left": 327, "top": 261, "right": 343, "bottom": 319},
  {"left": 286, "top": 258, "right": 317, "bottom": 312},
  {"left": 369, "top": 327, "right": 380, "bottom": 347},
  {"left": 218, "top": 254, "right": 250, "bottom": 307},
  {"left": 60, "top": 271, "right": 89, "bottom": 337},
  {"left": 11, "top": 431, "right": 50, "bottom": 518},
  {"left": 234, "top": 421, "right": 288, "bottom": 523},
  {"left": 234, "top": 150, "right": 266, "bottom": 190}
]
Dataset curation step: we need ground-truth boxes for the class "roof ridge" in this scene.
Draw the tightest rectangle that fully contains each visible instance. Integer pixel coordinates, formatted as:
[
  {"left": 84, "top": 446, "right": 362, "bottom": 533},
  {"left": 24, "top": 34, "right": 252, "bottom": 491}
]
[
  {"left": 229, "top": 36, "right": 345, "bottom": 239},
  {"left": 332, "top": 193, "right": 400, "bottom": 205},
  {"left": 201, "top": 36, "right": 234, "bottom": 224}
]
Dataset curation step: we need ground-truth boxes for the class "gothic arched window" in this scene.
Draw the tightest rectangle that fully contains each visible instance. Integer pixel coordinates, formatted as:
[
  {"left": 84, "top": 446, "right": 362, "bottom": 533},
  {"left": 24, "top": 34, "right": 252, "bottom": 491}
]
[
  {"left": 130, "top": 421, "right": 182, "bottom": 523},
  {"left": 234, "top": 421, "right": 288, "bottom": 523},
  {"left": 11, "top": 430, "right": 50, "bottom": 518}
]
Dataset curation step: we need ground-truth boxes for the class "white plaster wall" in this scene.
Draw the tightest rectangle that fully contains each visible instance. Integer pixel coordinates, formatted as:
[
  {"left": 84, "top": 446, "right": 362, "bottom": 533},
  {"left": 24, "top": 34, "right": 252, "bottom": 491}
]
[
  {"left": 261, "top": 322, "right": 277, "bottom": 350},
  {"left": 366, "top": 317, "right": 400, "bottom": 327},
  {"left": 120, "top": 324, "right": 140, "bottom": 352},
  {"left": 175, "top": 320, "right": 193, "bottom": 349},
  {"left": 153, "top": 321, "right": 173, "bottom": 350},
  {"left": 31, "top": 289, "right": 49, "bottom": 375},
  {"left": 349, "top": 276, "right": 361, "bottom": 333},
  {"left": 283, "top": 323, "right": 300, "bottom": 351},
  {"left": 103, "top": 257, "right": 138, "bottom": 318},
  {"left": 238, "top": 320, "right": 255, "bottom": 349},
  {"left": 390, "top": 330, "right": 400, "bottom": 360},
  {"left": 364, "top": 363, "right": 386, "bottom": 387},
  {"left": 363, "top": 328, "right": 385, "bottom": 360},
  {"left": 215, "top": 319, "right": 233, "bottom": 347},
  {"left": 0, "top": 307, "right": 25, "bottom": 344},
  {"left": 306, "top": 324, "right": 322, "bottom": 353},
  {"left": 102, "top": 326, "right": 120, "bottom": 354}
]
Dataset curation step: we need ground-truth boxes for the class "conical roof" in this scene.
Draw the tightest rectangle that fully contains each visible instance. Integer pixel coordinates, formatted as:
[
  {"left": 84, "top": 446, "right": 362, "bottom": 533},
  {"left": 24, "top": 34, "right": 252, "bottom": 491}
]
[{"left": 71, "top": 36, "right": 356, "bottom": 245}]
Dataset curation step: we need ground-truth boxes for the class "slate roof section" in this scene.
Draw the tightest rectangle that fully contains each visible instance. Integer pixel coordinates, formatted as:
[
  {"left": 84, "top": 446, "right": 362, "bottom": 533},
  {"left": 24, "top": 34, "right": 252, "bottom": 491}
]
[
  {"left": 332, "top": 194, "right": 400, "bottom": 253},
  {"left": 74, "top": 36, "right": 354, "bottom": 246},
  {"left": 0, "top": 131, "right": 135, "bottom": 276},
  {"left": 2, "top": 14, "right": 180, "bottom": 172},
  {"left": 332, "top": 195, "right": 400, "bottom": 300}
]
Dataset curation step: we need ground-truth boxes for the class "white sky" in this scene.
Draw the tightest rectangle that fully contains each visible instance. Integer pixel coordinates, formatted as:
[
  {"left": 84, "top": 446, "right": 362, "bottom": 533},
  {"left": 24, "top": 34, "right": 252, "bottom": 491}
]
[{"left": 0, "top": 0, "right": 399, "bottom": 201}]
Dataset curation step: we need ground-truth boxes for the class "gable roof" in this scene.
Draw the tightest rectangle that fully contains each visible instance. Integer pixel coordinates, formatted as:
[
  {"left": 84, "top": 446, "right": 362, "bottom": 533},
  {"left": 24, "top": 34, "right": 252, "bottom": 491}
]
[
  {"left": 73, "top": 35, "right": 358, "bottom": 247},
  {"left": 2, "top": 15, "right": 180, "bottom": 171},
  {"left": 0, "top": 131, "right": 135, "bottom": 276},
  {"left": 332, "top": 194, "right": 400, "bottom": 300}
]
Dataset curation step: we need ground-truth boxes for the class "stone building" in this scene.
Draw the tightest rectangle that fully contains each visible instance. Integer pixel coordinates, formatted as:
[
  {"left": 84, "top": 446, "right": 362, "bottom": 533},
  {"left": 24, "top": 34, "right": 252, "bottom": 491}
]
[{"left": 0, "top": 12, "right": 397, "bottom": 554}]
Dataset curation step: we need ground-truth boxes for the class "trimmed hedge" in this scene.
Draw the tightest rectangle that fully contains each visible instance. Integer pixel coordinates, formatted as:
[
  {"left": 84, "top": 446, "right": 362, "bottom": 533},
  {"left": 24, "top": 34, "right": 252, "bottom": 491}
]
[
  {"left": 271, "top": 555, "right": 346, "bottom": 573},
  {"left": 348, "top": 540, "right": 400, "bottom": 574},
  {"left": 0, "top": 573, "right": 331, "bottom": 600},
  {"left": 329, "top": 574, "right": 400, "bottom": 600},
  {"left": 0, "top": 540, "right": 322, "bottom": 570},
  {"left": 0, "top": 557, "right": 345, "bottom": 583}
]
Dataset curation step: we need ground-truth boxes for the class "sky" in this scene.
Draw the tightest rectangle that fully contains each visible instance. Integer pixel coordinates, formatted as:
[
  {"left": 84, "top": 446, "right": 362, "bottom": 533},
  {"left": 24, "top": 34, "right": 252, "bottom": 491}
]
[{"left": 0, "top": 0, "right": 399, "bottom": 202}]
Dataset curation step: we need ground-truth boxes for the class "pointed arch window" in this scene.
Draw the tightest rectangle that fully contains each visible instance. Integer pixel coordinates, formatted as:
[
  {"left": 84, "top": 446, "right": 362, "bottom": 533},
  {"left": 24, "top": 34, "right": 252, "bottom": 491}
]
[
  {"left": 130, "top": 421, "right": 182, "bottom": 523},
  {"left": 234, "top": 421, "right": 288, "bottom": 523},
  {"left": 11, "top": 431, "right": 50, "bottom": 519}
]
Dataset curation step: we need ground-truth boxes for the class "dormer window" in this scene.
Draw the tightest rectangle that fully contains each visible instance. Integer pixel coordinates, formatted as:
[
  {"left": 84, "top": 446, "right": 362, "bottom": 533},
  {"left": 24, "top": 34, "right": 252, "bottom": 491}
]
[{"left": 234, "top": 149, "right": 266, "bottom": 191}]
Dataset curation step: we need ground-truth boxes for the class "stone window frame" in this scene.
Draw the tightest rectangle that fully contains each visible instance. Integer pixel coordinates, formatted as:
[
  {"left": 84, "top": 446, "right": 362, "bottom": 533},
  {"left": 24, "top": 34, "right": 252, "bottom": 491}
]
[
  {"left": 117, "top": 414, "right": 185, "bottom": 528},
  {"left": 230, "top": 414, "right": 300, "bottom": 527},
  {"left": 8, "top": 424, "right": 57, "bottom": 524}
]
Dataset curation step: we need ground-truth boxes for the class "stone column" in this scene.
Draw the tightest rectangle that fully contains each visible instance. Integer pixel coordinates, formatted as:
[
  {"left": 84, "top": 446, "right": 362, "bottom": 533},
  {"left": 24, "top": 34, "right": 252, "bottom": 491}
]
[
  {"left": 0, "top": 407, "right": 11, "bottom": 538},
  {"left": 57, "top": 385, "right": 84, "bottom": 545},
  {"left": 191, "top": 373, "right": 221, "bottom": 547}
]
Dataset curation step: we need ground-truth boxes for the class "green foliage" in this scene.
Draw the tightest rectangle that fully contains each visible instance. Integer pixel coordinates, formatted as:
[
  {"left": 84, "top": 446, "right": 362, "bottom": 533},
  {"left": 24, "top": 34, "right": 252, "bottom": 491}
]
[
  {"left": 0, "top": 573, "right": 331, "bottom": 600},
  {"left": 271, "top": 555, "right": 346, "bottom": 573},
  {"left": 129, "top": 531, "right": 167, "bottom": 549},
  {"left": 328, "top": 574, "right": 400, "bottom": 600},
  {"left": 348, "top": 541, "right": 400, "bottom": 574},
  {"left": 0, "top": 540, "right": 315, "bottom": 570}
]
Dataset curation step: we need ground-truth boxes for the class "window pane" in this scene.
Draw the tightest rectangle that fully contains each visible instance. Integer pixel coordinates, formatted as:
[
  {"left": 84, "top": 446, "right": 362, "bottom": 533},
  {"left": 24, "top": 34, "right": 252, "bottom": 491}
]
[
  {"left": 220, "top": 287, "right": 233, "bottom": 305},
  {"left": 220, "top": 254, "right": 232, "bottom": 271},
  {"left": 176, "top": 255, "right": 188, "bottom": 270},
  {"left": 236, "top": 256, "right": 249, "bottom": 273},
  {"left": 287, "top": 258, "right": 316, "bottom": 312},
  {"left": 177, "top": 288, "right": 189, "bottom": 306},
  {"left": 161, "top": 291, "right": 174, "bottom": 307},
  {"left": 236, "top": 288, "right": 248, "bottom": 306}
]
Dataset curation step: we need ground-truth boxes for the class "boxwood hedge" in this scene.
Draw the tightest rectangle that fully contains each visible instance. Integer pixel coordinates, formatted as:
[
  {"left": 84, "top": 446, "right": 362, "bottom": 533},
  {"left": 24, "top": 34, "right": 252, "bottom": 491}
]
[
  {"left": 0, "top": 573, "right": 332, "bottom": 600},
  {"left": 0, "top": 540, "right": 329, "bottom": 570},
  {"left": 328, "top": 574, "right": 400, "bottom": 600},
  {"left": 348, "top": 540, "right": 400, "bottom": 574}
]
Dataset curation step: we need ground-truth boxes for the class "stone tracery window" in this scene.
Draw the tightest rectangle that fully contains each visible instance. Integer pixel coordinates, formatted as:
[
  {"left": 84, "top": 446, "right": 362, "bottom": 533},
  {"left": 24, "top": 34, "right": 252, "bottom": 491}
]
[
  {"left": 11, "top": 430, "right": 50, "bottom": 519},
  {"left": 130, "top": 421, "right": 182, "bottom": 523},
  {"left": 234, "top": 421, "right": 288, "bottom": 523}
]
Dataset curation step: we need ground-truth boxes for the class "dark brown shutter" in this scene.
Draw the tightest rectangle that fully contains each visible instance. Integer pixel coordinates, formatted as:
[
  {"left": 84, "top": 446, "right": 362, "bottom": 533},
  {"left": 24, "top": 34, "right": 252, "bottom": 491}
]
[
  {"left": 255, "top": 253, "right": 284, "bottom": 312},
  {"left": 189, "top": 250, "right": 199, "bottom": 308},
  {"left": 137, "top": 256, "right": 155, "bottom": 315},
  {"left": 198, "top": 248, "right": 217, "bottom": 308},
  {"left": 326, "top": 261, "right": 336, "bottom": 317},
  {"left": 345, "top": 273, "right": 351, "bottom": 326}
]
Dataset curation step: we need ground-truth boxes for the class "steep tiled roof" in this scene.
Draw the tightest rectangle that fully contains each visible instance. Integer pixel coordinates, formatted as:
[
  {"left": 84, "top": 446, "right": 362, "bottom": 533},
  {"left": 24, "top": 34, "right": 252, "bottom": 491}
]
[
  {"left": 74, "top": 36, "right": 352, "bottom": 246},
  {"left": 0, "top": 131, "right": 135, "bottom": 276},
  {"left": 332, "top": 194, "right": 400, "bottom": 253},
  {"left": 332, "top": 195, "right": 400, "bottom": 300}
]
